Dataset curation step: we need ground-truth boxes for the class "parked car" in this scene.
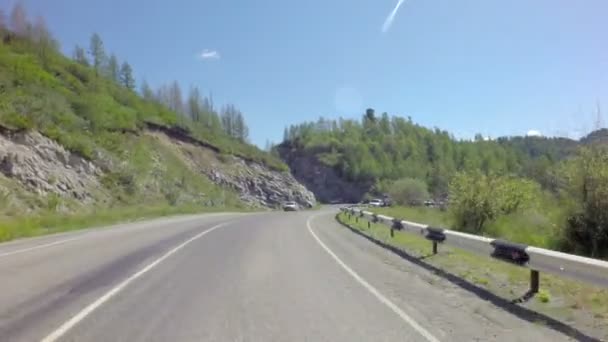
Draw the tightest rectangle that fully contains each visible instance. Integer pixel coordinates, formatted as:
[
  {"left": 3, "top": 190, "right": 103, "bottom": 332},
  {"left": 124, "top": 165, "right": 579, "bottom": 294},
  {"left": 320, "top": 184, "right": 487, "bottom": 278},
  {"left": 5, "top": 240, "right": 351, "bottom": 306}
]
[
  {"left": 282, "top": 201, "right": 298, "bottom": 211},
  {"left": 369, "top": 199, "right": 384, "bottom": 207}
]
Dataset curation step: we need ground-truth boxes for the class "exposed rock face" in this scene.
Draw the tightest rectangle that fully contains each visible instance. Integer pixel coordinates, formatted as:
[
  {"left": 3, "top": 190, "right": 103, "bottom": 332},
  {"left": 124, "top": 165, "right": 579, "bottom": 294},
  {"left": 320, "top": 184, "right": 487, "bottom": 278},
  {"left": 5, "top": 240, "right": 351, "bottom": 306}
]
[
  {"left": 0, "top": 127, "right": 316, "bottom": 210},
  {"left": 278, "top": 146, "right": 370, "bottom": 203},
  {"left": 0, "top": 130, "right": 102, "bottom": 202},
  {"left": 206, "top": 158, "right": 316, "bottom": 208},
  {"left": 145, "top": 131, "right": 317, "bottom": 209}
]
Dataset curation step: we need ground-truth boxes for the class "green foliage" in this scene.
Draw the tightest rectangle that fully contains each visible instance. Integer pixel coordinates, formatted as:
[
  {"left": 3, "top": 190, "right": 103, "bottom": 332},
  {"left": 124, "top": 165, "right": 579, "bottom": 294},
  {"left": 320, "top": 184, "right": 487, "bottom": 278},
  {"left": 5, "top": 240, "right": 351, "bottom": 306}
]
[
  {"left": 537, "top": 289, "right": 551, "bottom": 303},
  {"left": 387, "top": 178, "right": 430, "bottom": 206},
  {"left": 0, "top": 26, "right": 284, "bottom": 171},
  {"left": 449, "top": 171, "right": 539, "bottom": 234},
  {"left": 560, "top": 147, "right": 608, "bottom": 258}
]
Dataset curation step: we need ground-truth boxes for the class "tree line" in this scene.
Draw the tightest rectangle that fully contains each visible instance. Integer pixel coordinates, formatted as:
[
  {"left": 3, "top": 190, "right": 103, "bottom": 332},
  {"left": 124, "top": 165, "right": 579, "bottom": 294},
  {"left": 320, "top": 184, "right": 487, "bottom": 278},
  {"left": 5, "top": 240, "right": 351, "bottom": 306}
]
[
  {"left": 69, "top": 32, "right": 250, "bottom": 142},
  {"left": 281, "top": 108, "right": 608, "bottom": 258}
]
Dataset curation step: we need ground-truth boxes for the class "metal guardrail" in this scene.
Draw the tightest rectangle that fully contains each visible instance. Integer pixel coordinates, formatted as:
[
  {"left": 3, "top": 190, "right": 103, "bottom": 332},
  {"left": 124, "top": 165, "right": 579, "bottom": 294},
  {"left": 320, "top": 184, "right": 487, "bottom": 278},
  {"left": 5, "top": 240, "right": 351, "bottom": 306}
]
[{"left": 340, "top": 207, "right": 608, "bottom": 292}]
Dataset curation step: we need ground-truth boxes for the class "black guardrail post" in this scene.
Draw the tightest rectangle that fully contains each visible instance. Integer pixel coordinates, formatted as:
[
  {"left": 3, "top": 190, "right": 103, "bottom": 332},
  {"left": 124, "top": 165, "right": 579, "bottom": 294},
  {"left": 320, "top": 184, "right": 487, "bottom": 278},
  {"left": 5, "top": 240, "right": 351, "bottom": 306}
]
[
  {"left": 530, "top": 270, "right": 540, "bottom": 294},
  {"left": 391, "top": 219, "right": 404, "bottom": 239},
  {"left": 425, "top": 227, "right": 446, "bottom": 255}
]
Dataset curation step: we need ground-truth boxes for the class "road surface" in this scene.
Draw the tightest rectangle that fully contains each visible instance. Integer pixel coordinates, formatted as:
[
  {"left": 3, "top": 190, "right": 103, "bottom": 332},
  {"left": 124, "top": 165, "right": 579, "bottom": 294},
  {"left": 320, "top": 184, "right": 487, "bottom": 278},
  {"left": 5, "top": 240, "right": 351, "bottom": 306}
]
[{"left": 0, "top": 208, "right": 574, "bottom": 341}]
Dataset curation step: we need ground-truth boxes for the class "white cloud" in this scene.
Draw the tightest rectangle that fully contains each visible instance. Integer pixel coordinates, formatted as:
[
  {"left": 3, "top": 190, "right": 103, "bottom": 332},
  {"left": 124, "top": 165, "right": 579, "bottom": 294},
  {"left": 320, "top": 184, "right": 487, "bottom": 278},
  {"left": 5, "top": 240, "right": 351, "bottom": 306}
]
[
  {"left": 198, "top": 49, "right": 220, "bottom": 60},
  {"left": 382, "top": 0, "right": 406, "bottom": 33},
  {"left": 526, "top": 130, "right": 542, "bottom": 137}
]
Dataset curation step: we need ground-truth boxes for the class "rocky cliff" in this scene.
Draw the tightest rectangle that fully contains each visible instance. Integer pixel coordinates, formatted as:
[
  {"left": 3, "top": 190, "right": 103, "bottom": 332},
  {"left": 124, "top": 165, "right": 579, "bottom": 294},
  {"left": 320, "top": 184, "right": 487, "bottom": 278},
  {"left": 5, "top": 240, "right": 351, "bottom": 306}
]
[
  {"left": 0, "top": 127, "right": 315, "bottom": 214},
  {"left": 277, "top": 145, "right": 369, "bottom": 203},
  {"left": 145, "top": 126, "right": 316, "bottom": 208}
]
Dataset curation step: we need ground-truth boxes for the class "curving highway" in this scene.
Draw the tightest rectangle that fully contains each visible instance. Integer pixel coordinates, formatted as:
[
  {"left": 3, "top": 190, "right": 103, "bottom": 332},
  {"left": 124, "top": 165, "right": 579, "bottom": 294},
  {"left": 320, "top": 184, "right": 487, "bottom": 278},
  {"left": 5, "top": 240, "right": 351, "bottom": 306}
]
[{"left": 0, "top": 208, "right": 573, "bottom": 341}]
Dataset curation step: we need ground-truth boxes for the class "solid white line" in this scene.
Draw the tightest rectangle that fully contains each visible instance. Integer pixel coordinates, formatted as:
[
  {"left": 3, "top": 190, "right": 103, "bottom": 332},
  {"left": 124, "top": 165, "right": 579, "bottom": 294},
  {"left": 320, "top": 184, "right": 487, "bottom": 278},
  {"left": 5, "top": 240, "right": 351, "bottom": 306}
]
[
  {"left": 306, "top": 215, "right": 440, "bottom": 342},
  {"left": 40, "top": 222, "right": 229, "bottom": 342},
  {"left": 0, "top": 237, "right": 83, "bottom": 258}
]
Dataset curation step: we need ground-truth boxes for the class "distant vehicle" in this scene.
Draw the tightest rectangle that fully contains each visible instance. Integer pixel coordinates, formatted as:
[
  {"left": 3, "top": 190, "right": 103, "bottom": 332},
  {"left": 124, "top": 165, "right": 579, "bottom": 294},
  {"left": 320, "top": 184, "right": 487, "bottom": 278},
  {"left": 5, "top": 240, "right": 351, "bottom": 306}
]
[
  {"left": 424, "top": 200, "right": 436, "bottom": 207},
  {"left": 369, "top": 199, "right": 383, "bottom": 207},
  {"left": 282, "top": 201, "right": 298, "bottom": 211}
]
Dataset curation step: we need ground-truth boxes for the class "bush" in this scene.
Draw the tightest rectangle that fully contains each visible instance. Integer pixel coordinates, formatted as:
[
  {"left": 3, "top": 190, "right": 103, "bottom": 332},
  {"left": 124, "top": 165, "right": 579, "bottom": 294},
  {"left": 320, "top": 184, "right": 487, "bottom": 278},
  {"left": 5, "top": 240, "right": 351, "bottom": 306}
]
[
  {"left": 449, "top": 171, "right": 539, "bottom": 234},
  {"left": 388, "top": 178, "right": 430, "bottom": 206},
  {"left": 560, "top": 147, "right": 608, "bottom": 258}
]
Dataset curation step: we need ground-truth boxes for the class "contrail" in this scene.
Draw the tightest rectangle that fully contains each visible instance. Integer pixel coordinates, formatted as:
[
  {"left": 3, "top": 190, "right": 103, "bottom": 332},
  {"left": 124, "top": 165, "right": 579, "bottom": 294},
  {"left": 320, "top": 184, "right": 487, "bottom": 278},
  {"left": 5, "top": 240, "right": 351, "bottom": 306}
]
[{"left": 382, "top": 0, "right": 406, "bottom": 33}]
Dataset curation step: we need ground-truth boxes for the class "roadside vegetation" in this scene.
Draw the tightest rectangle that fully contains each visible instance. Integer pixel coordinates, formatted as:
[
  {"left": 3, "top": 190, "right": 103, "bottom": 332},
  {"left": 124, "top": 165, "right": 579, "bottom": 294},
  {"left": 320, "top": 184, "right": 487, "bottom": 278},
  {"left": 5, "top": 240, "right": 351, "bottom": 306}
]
[
  {"left": 337, "top": 212, "right": 608, "bottom": 338},
  {"left": 282, "top": 108, "right": 608, "bottom": 259}
]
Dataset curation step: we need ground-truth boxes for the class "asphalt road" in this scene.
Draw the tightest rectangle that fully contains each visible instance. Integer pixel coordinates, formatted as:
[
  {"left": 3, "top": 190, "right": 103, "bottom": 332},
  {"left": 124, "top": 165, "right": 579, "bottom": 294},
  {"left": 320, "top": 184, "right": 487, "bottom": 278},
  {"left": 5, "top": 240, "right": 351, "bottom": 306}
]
[{"left": 0, "top": 208, "right": 575, "bottom": 341}]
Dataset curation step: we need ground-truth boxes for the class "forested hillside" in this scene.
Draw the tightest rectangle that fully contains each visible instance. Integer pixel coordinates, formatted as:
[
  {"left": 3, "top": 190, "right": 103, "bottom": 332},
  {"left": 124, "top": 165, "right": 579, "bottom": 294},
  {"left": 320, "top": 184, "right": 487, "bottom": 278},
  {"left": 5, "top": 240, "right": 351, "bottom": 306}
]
[
  {"left": 280, "top": 109, "right": 608, "bottom": 258},
  {"left": 280, "top": 108, "right": 579, "bottom": 198}
]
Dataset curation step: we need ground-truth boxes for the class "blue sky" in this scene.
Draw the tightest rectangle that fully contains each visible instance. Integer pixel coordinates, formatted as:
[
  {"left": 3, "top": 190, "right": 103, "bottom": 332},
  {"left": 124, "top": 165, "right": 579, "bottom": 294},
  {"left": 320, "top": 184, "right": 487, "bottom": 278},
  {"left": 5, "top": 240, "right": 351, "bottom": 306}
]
[{"left": 9, "top": 0, "right": 608, "bottom": 146}]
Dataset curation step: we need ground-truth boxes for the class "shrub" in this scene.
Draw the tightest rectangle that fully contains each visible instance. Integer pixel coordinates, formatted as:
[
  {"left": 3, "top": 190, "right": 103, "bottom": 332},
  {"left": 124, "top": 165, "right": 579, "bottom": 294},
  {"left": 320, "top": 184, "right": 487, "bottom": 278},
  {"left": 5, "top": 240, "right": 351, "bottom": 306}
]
[
  {"left": 449, "top": 171, "right": 539, "bottom": 234},
  {"left": 560, "top": 147, "right": 608, "bottom": 258},
  {"left": 388, "top": 178, "right": 430, "bottom": 206}
]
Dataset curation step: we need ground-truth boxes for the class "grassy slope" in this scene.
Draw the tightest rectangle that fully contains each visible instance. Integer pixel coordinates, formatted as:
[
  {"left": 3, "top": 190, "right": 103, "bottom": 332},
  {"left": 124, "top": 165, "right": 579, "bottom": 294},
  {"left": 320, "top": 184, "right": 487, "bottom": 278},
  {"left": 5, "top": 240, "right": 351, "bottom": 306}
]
[
  {"left": 337, "top": 212, "right": 608, "bottom": 339},
  {"left": 0, "top": 34, "right": 285, "bottom": 241}
]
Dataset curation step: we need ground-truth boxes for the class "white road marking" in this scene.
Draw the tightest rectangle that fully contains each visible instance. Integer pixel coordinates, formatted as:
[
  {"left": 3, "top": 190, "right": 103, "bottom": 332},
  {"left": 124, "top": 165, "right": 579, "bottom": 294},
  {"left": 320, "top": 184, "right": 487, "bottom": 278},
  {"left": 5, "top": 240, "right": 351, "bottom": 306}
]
[
  {"left": 40, "top": 222, "right": 229, "bottom": 342},
  {"left": 306, "top": 215, "right": 441, "bottom": 342},
  {"left": 0, "top": 237, "right": 83, "bottom": 258}
]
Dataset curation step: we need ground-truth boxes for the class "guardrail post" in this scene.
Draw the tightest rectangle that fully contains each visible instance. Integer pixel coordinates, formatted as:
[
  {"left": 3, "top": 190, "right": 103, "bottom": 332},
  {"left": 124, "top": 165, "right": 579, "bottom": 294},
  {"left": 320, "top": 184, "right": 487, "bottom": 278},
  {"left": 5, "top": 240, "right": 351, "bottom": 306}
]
[
  {"left": 367, "top": 221, "right": 371, "bottom": 229},
  {"left": 530, "top": 270, "right": 539, "bottom": 294},
  {"left": 390, "top": 227, "right": 394, "bottom": 238},
  {"left": 432, "top": 241, "right": 438, "bottom": 254}
]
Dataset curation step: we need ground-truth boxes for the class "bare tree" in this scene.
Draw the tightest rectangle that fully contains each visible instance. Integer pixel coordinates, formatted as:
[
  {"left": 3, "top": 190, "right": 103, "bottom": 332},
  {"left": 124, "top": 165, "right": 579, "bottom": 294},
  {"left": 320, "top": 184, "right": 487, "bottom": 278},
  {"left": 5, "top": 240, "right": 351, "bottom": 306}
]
[
  {"left": 168, "top": 81, "right": 184, "bottom": 114},
  {"left": 187, "top": 86, "right": 203, "bottom": 122},
  {"left": 595, "top": 101, "right": 604, "bottom": 131},
  {"left": 10, "top": 2, "right": 28, "bottom": 36},
  {"left": 31, "top": 16, "right": 57, "bottom": 66},
  {"left": 89, "top": 33, "right": 106, "bottom": 75},
  {"left": 141, "top": 80, "right": 155, "bottom": 101},
  {"left": 107, "top": 54, "right": 120, "bottom": 82},
  {"left": 73, "top": 44, "right": 89, "bottom": 66},
  {"left": 0, "top": 9, "right": 7, "bottom": 31}
]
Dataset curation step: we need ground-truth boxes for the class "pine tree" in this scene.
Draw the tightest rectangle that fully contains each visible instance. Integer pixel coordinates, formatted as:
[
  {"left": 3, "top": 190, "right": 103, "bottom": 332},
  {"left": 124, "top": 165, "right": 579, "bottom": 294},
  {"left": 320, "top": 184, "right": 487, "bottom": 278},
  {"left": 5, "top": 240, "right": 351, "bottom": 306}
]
[
  {"left": 107, "top": 54, "right": 120, "bottom": 82},
  {"left": 119, "top": 62, "right": 135, "bottom": 90},
  {"left": 89, "top": 33, "right": 106, "bottom": 75}
]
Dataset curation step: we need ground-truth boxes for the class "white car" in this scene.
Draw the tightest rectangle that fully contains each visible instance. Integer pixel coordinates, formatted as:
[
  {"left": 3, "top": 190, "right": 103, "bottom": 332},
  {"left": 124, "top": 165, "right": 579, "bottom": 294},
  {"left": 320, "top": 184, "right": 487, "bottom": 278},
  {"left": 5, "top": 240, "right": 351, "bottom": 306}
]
[
  {"left": 369, "top": 199, "right": 383, "bottom": 207},
  {"left": 282, "top": 201, "right": 298, "bottom": 211}
]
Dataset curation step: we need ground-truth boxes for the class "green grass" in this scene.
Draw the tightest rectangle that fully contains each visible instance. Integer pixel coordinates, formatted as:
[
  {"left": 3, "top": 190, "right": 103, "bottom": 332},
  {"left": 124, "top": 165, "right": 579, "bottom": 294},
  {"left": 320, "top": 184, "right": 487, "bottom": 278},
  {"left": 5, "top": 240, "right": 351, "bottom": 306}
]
[
  {"left": 0, "top": 203, "right": 249, "bottom": 243},
  {"left": 337, "top": 212, "right": 608, "bottom": 330}
]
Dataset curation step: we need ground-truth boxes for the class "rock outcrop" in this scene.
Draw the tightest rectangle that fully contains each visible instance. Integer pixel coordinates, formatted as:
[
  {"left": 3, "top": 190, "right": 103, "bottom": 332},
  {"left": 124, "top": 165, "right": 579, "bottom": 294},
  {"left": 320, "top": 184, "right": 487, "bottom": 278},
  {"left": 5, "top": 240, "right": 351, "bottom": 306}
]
[
  {"left": 206, "top": 158, "right": 316, "bottom": 208},
  {"left": 0, "top": 126, "right": 316, "bottom": 210},
  {"left": 0, "top": 130, "right": 102, "bottom": 202},
  {"left": 146, "top": 131, "right": 316, "bottom": 208},
  {"left": 277, "top": 145, "right": 370, "bottom": 203}
]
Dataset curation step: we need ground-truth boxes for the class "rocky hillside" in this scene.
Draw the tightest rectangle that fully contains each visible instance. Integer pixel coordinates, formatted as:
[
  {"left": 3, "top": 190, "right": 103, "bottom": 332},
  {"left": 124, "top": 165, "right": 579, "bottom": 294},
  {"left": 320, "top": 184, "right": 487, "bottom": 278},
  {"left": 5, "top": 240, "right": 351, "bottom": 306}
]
[
  {"left": 0, "top": 25, "right": 315, "bottom": 220},
  {"left": 277, "top": 144, "right": 368, "bottom": 203},
  {"left": 0, "top": 125, "right": 315, "bottom": 217}
]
